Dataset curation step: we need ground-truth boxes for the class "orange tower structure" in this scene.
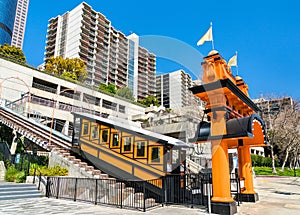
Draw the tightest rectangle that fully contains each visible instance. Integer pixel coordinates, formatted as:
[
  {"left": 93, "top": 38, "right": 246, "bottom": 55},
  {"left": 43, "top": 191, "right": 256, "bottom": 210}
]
[{"left": 190, "top": 50, "right": 268, "bottom": 215}]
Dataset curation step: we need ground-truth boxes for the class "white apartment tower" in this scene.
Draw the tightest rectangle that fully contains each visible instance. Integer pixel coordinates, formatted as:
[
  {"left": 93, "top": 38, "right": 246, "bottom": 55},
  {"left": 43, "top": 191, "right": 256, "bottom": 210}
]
[
  {"left": 156, "top": 70, "right": 196, "bottom": 108},
  {"left": 11, "top": 0, "right": 29, "bottom": 49},
  {"left": 44, "top": 2, "right": 156, "bottom": 100}
]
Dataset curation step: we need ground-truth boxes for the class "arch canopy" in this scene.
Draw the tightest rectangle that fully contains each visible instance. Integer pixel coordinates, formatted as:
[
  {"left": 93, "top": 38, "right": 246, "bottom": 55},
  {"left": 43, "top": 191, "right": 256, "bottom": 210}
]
[{"left": 190, "top": 114, "right": 268, "bottom": 148}]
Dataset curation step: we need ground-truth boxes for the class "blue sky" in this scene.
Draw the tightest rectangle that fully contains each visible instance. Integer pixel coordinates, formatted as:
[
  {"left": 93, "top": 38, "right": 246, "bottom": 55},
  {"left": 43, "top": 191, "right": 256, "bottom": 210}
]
[{"left": 23, "top": 0, "right": 300, "bottom": 99}]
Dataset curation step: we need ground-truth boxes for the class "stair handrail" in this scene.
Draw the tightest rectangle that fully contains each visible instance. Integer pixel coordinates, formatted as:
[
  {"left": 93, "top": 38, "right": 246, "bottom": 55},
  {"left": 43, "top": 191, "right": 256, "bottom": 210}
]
[
  {"left": 186, "top": 158, "right": 203, "bottom": 174},
  {"left": 32, "top": 166, "right": 47, "bottom": 193}
]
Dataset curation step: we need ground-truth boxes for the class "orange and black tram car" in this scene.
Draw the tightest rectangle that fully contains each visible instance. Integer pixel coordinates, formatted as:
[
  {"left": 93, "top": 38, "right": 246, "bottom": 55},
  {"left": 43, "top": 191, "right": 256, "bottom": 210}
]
[{"left": 71, "top": 112, "right": 189, "bottom": 181}]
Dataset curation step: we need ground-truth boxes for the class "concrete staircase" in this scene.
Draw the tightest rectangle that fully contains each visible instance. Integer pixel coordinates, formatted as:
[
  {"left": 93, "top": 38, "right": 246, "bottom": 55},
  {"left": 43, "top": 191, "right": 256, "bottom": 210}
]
[
  {"left": 186, "top": 158, "right": 203, "bottom": 174},
  {"left": 0, "top": 182, "right": 43, "bottom": 201},
  {"left": 50, "top": 148, "right": 157, "bottom": 208}
]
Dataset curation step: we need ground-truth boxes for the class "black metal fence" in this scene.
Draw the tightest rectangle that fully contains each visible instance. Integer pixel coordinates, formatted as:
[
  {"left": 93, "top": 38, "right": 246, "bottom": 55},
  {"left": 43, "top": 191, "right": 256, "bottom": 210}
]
[
  {"left": 230, "top": 171, "right": 241, "bottom": 206},
  {"left": 46, "top": 172, "right": 225, "bottom": 212}
]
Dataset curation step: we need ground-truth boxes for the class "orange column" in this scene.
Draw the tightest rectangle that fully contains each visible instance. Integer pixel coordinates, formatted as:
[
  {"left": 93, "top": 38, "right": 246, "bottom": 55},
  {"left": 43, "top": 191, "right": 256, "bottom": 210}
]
[
  {"left": 211, "top": 139, "right": 234, "bottom": 202},
  {"left": 238, "top": 145, "right": 256, "bottom": 194},
  {"left": 209, "top": 91, "right": 234, "bottom": 203}
]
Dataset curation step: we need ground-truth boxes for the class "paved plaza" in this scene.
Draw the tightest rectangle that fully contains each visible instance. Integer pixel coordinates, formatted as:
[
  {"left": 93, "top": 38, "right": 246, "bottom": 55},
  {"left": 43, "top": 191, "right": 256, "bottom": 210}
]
[{"left": 0, "top": 176, "right": 299, "bottom": 215}]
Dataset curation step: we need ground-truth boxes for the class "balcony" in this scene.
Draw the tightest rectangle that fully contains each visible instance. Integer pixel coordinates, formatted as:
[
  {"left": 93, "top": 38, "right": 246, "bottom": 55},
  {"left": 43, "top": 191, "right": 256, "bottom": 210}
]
[{"left": 32, "top": 82, "right": 57, "bottom": 94}]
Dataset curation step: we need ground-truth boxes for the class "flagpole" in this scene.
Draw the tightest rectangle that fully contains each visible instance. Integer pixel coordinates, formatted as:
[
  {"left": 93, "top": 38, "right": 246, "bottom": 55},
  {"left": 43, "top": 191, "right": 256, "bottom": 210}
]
[
  {"left": 236, "top": 51, "right": 239, "bottom": 76},
  {"left": 210, "top": 22, "right": 215, "bottom": 50}
]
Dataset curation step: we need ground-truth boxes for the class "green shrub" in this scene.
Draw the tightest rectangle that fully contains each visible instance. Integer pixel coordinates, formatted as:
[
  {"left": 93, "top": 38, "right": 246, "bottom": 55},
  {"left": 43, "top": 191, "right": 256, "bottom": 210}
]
[
  {"left": 15, "top": 171, "right": 26, "bottom": 183},
  {"left": 29, "top": 165, "right": 68, "bottom": 176},
  {"left": 251, "top": 154, "right": 278, "bottom": 167},
  {"left": 5, "top": 166, "right": 18, "bottom": 182}
]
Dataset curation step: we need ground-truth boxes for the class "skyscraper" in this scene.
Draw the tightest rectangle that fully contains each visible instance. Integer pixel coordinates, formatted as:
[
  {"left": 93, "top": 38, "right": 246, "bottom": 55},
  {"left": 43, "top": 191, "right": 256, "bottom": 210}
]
[
  {"left": 0, "top": 0, "right": 18, "bottom": 45},
  {"left": 11, "top": 0, "right": 29, "bottom": 49},
  {"left": 44, "top": 2, "right": 156, "bottom": 100},
  {"left": 156, "top": 70, "right": 196, "bottom": 108},
  {"left": 127, "top": 33, "right": 156, "bottom": 101}
]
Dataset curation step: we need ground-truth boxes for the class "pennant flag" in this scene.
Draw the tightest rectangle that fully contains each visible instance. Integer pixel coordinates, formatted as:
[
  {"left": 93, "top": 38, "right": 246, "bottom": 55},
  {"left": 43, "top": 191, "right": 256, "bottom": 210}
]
[
  {"left": 197, "top": 25, "right": 213, "bottom": 46},
  {"left": 228, "top": 54, "right": 237, "bottom": 67}
]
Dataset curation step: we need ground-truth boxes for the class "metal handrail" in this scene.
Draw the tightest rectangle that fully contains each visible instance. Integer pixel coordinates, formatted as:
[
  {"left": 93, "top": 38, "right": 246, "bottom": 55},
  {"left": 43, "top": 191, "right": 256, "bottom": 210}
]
[{"left": 33, "top": 167, "right": 47, "bottom": 192}]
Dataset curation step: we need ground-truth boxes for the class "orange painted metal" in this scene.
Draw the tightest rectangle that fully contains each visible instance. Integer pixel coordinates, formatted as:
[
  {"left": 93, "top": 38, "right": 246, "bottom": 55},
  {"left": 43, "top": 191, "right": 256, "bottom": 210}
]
[{"left": 192, "top": 50, "right": 266, "bottom": 204}]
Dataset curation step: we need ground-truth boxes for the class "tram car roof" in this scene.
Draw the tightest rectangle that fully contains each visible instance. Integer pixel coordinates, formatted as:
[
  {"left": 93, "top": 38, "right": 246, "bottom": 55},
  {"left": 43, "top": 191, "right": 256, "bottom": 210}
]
[{"left": 73, "top": 112, "right": 189, "bottom": 148}]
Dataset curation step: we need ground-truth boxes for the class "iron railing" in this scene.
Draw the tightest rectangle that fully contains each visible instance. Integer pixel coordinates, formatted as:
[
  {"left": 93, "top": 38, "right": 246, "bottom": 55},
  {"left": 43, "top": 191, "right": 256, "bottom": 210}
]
[
  {"left": 45, "top": 172, "right": 222, "bottom": 212},
  {"left": 32, "top": 167, "right": 47, "bottom": 192}
]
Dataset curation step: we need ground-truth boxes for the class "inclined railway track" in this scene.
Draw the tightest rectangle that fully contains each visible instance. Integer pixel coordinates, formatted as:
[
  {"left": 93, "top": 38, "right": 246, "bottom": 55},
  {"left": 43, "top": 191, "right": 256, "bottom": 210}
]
[{"left": 0, "top": 106, "right": 72, "bottom": 151}]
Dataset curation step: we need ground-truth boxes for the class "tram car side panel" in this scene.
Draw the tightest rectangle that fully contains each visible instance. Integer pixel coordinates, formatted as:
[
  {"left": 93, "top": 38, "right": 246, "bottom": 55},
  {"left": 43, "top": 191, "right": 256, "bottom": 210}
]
[{"left": 72, "top": 113, "right": 188, "bottom": 181}]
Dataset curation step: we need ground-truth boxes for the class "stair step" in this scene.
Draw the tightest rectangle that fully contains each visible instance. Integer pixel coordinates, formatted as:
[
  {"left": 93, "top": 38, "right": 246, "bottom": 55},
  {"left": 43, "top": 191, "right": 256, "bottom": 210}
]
[
  {"left": 73, "top": 159, "right": 81, "bottom": 164},
  {"left": 0, "top": 187, "right": 38, "bottom": 192},
  {"left": 0, "top": 182, "right": 43, "bottom": 201},
  {"left": 0, "top": 190, "right": 41, "bottom": 196},
  {"left": 0, "top": 183, "right": 36, "bottom": 189},
  {"left": 0, "top": 193, "right": 43, "bottom": 201}
]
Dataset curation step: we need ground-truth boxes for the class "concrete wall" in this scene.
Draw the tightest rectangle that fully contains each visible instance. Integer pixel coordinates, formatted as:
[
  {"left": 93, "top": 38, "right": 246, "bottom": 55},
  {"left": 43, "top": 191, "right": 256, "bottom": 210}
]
[
  {"left": 48, "top": 151, "right": 94, "bottom": 178},
  {"left": 0, "top": 161, "right": 6, "bottom": 181},
  {"left": 0, "top": 57, "right": 146, "bottom": 119}
]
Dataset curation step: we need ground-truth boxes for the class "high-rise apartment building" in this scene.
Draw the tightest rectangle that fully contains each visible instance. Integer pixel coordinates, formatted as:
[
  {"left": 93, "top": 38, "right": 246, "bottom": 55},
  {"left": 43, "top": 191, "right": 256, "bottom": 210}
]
[
  {"left": 44, "top": 2, "right": 156, "bottom": 100},
  {"left": 156, "top": 70, "right": 196, "bottom": 108},
  {"left": 11, "top": 0, "right": 29, "bottom": 49},
  {"left": 127, "top": 33, "right": 156, "bottom": 101},
  {"left": 0, "top": 0, "right": 18, "bottom": 45}
]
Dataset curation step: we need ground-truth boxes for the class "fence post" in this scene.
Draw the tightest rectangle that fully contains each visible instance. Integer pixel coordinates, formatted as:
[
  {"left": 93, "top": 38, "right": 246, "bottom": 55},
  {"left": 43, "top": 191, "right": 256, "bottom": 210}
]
[
  {"left": 33, "top": 167, "right": 36, "bottom": 184},
  {"left": 38, "top": 172, "right": 41, "bottom": 190},
  {"left": 237, "top": 173, "right": 240, "bottom": 206},
  {"left": 120, "top": 180, "right": 123, "bottom": 209},
  {"left": 207, "top": 181, "right": 211, "bottom": 214},
  {"left": 191, "top": 175, "right": 194, "bottom": 208},
  {"left": 143, "top": 181, "right": 146, "bottom": 212},
  {"left": 74, "top": 178, "right": 78, "bottom": 202},
  {"left": 163, "top": 176, "right": 167, "bottom": 205},
  {"left": 26, "top": 156, "right": 30, "bottom": 176},
  {"left": 46, "top": 177, "right": 50, "bottom": 198},
  {"left": 95, "top": 179, "right": 98, "bottom": 205},
  {"left": 56, "top": 177, "right": 60, "bottom": 199}
]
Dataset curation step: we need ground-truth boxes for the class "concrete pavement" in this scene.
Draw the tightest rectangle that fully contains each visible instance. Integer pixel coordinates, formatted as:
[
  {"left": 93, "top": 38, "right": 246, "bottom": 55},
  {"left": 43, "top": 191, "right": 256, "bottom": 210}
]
[
  {"left": 237, "top": 176, "right": 300, "bottom": 215},
  {"left": 0, "top": 176, "right": 299, "bottom": 214}
]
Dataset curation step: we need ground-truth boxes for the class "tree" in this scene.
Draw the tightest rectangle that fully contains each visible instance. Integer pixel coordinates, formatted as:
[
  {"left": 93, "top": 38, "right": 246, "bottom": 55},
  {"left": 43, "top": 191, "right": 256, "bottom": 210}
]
[
  {"left": 0, "top": 44, "right": 26, "bottom": 63},
  {"left": 0, "top": 125, "right": 13, "bottom": 144},
  {"left": 260, "top": 97, "right": 300, "bottom": 173},
  {"left": 45, "top": 56, "right": 87, "bottom": 81},
  {"left": 276, "top": 100, "right": 299, "bottom": 172},
  {"left": 116, "top": 87, "right": 135, "bottom": 101},
  {"left": 99, "top": 84, "right": 117, "bottom": 94},
  {"left": 139, "top": 95, "right": 159, "bottom": 107}
]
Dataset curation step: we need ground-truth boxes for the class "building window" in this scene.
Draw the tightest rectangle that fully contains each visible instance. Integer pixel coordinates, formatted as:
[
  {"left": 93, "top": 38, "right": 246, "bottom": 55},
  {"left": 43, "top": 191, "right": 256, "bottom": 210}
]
[
  {"left": 172, "top": 149, "right": 179, "bottom": 164},
  {"left": 151, "top": 147, "right": 160, "bottom": 163},
  {"left": 83, "top": 123, "right": 89, "bottom": 135},
  {"left": 123, "top": 137, "right": 132, "bottom": 152},
  {"left": 111, "top": 133, "right": 119, "bottom": 147},
  {"left": 119, "top": 105, "right": 125, "bottom": 113},
  {"left": 101, "top": 129, "right": 109, "bottom": 143},
  {"left": 136, "top": 141, "right": 146, "bottom": 157},
  {"left": 91, "top": 125, "right": 98, "bottom": 139}
]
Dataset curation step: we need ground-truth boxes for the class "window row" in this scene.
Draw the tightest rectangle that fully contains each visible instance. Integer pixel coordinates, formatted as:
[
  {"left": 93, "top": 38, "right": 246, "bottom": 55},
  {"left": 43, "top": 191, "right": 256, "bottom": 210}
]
[{"left": 82, "top": 122, "right": 162, "bottom": 163}]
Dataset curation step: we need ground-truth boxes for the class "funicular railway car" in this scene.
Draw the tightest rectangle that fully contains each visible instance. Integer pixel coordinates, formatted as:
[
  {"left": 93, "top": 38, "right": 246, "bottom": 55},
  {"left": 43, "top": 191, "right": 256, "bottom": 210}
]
[{"left": 71, "top": 112, "right": 189, "bottom": 182}]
